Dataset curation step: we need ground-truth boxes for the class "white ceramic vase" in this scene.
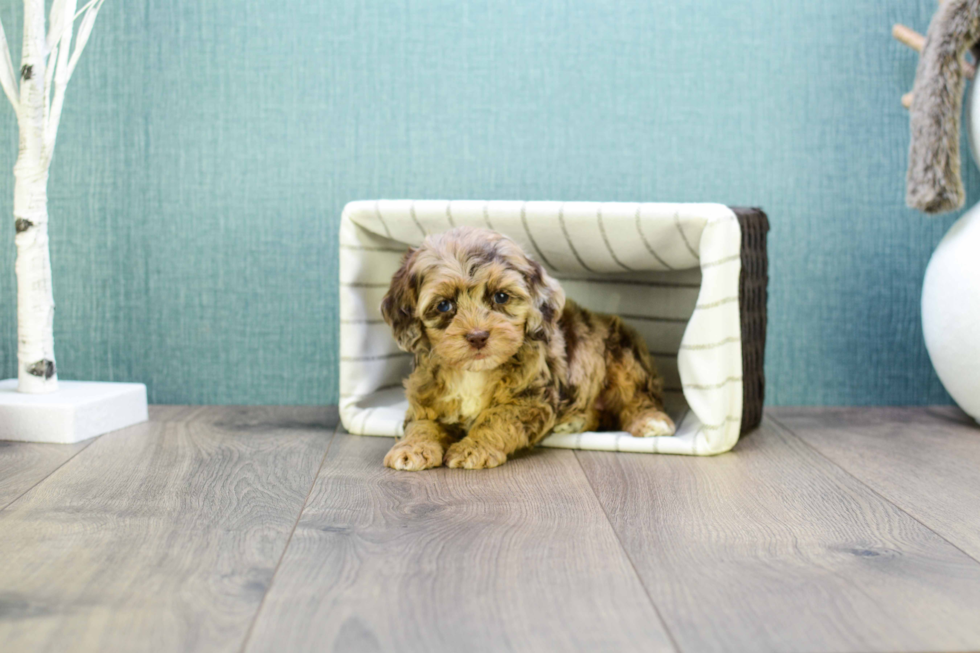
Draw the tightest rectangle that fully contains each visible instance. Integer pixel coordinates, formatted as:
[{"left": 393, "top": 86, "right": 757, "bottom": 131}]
[{"left": 920, "top": 81, "right": 980, "bottom": 421}]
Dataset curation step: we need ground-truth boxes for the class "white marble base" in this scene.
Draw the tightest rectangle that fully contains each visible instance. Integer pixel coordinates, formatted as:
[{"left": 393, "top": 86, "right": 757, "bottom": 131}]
[{"left": 0, "top": 380, "right": 148, "bottom": 443}]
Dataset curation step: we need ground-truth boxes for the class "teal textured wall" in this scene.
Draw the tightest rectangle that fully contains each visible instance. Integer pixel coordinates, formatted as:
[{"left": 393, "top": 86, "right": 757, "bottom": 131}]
[{"left": 0, "top": 0, "right": 967, "bottom": 405}]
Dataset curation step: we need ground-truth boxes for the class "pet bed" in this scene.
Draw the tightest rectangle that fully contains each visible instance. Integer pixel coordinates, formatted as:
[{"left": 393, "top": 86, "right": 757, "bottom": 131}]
[{"left": 338, "top": 200, "right": 768, "bottom": 455}]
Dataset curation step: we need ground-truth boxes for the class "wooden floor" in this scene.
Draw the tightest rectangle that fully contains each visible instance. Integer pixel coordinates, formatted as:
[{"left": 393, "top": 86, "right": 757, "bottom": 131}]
[{"left": 1, "top": 406, "right": 978, "bottom": 653}]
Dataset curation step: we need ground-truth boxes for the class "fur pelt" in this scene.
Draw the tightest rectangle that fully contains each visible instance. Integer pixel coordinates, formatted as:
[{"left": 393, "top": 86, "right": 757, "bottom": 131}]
[
  {"left": 379, "top": 226, "right": 674, "bottom": 471},
  {"left": 908, "top": 0, "right": 980, "bottom": 213}
]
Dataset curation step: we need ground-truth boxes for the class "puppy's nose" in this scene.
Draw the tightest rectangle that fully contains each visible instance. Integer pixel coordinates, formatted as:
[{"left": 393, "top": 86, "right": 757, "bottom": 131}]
[{"left": 465, "top": 330, "right": 490, "bottom": 350}]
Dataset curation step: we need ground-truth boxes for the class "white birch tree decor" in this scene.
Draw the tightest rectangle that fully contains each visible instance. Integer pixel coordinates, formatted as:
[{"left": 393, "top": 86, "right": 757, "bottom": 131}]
[{"left": 1, "top": 0, "right": 106, "bottom": 393}]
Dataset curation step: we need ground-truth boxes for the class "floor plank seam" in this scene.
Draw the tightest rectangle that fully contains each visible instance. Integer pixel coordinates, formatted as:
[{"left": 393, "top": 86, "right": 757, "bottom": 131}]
[
  {"left": 237, "top": 424, "right": 340, "bottom": 653},
  {"left": 572, "top": 450, "right": 684, "bottom": 653},
  {"left": 0, "top": 436, "right": 101, "bottom": 513},
  {"left": 767, "top": 413, "right": 980, "bottom": 568}
]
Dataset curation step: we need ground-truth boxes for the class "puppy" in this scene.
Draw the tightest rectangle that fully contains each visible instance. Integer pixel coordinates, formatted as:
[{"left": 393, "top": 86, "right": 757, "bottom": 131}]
[{"left": 380, "top": 226, "right": 675, "bottom": 471}]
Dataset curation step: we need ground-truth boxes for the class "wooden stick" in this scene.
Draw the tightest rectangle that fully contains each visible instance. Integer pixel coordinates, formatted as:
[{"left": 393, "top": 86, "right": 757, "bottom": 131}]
[{"left": 893, "top": 24, "right": 925, "bottom": 52}]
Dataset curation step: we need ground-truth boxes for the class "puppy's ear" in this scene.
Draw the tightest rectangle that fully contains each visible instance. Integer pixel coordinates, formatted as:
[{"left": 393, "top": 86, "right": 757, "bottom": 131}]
[
  {"left": 380, "top": 248, "right": 428, "bottom": 353},
  {"left": 525, "top": 259, "right": 565, "bottom": 339}
]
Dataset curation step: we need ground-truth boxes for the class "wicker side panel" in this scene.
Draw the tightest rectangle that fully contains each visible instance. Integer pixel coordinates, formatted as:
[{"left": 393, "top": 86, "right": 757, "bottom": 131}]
[{"left": 731, "top": 207, "right": 769, "bottom": 435}]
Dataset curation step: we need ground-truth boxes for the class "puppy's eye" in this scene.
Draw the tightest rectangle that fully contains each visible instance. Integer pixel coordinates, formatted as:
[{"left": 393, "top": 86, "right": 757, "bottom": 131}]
[
  {"left": 493, "top": 292, "right": 509, "bottom": 305},
  {"left": 436, "top": 299, "right": 454, "bottom": 313}
]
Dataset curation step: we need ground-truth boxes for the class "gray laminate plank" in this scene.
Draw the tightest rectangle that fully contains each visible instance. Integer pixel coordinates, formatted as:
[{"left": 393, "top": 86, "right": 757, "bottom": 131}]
[
  {"left": 771, "top": 406, "right": 980, "bottom": 561},
  {"left": 0, "top": 405, "right": 203, "bottom": 511},
  {"left": 244, "top": 432, "right": 676, "bottom": 653},
  {"left": 576, "top": 416, "right": 980, "bottom": 653},
  {"left": 0, "top": 406, "right": 336, "bottom": 653},
  {"left": 147, "top": 405, "right": 212, "bottom": 422},
  {"left": 0, "top": 439, "right": 92, "bottom": 510}
]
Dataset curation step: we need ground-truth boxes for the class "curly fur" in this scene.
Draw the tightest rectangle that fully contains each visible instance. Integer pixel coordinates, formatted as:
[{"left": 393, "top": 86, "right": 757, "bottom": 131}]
[
  {"left": 380, "top": 226, "right": 674, "bottom": 471},
  {"left": 908, "top": 0, "right": 980, "bottom": 213}
]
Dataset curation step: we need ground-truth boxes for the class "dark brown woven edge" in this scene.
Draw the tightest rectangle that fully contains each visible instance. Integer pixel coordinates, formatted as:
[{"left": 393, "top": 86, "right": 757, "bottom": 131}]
[{"left": 730, "top": 207, "right": 769, "bottom": 435}]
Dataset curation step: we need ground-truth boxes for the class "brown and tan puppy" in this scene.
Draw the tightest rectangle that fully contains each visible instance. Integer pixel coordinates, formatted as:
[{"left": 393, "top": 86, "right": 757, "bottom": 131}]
[{"left": 380, "top": 226, "right": 675, "bottom": 471}]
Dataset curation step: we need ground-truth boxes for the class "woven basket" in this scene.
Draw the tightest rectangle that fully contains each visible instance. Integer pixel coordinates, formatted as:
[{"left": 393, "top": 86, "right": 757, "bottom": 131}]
[{"left": 732, "top": 207, "right": 770, "bottom": 435}]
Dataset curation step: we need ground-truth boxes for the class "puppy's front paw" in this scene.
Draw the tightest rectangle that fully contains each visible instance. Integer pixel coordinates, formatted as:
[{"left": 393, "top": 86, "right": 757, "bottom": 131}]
[
  {"left": 627, "top": 411, "right": 676, "bottom": 438},
  {"left": 444, "top": 439, "right": 506, "bottom": 469},
  {"left": 384, "top": 440, "right": 445, "bottom": 471}
]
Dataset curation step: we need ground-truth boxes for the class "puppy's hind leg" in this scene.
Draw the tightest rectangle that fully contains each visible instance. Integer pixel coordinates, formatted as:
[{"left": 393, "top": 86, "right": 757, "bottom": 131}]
[
  {"left": 602, "top": 320, "right": 675, "bottom": 438},
  {"left": 610, "top": 380, "right": 675, "bottom": 438},
  {"left": 623, "top": 404, "right": 676, "bottom": 438}
]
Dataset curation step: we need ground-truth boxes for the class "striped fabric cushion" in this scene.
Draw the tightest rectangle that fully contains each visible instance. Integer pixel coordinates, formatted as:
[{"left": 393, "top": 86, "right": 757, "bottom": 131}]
[{"left": 339, "top": 200, "right": 744, "bottom": 455}]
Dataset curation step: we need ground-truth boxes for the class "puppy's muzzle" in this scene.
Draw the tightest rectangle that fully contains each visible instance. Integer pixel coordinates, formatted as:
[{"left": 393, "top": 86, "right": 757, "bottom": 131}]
[{"left": 465, "top": 330, "right": 490, "bottom": 350}]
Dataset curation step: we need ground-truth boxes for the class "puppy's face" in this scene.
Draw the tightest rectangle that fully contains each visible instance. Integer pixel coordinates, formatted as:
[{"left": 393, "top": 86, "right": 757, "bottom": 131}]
[{"left": 381, "top": 226, "right": 565, "bottom": 372}]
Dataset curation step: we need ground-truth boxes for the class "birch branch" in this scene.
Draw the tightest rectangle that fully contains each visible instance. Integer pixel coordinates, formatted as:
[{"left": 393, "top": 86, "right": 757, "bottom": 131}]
[
  {"left": 45, "top": 0, "right": 74, "bottom": 124},
  {"left": 44, "top": 41, "right": 57, "bottom": 122},
  {"left": 45, "top": 0, "right": 78, "bottom": 156},
  {"left": 65, "top": 0, "right": 105, "bottom": 78},
  {"left": 46, "top": 0, "right": 70, "bottom": 53},
  {"left": 45, "top": 0, "right": 104, "bottom": 152},
  {"left": 0, "top": 17, "right": 18, "bottom": 111},
  {"left": 15, "top": 0, "right": 58, "bottom": 393},
  {"left": 46, "top": 0, "right": 102, "bottom": 54}
]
